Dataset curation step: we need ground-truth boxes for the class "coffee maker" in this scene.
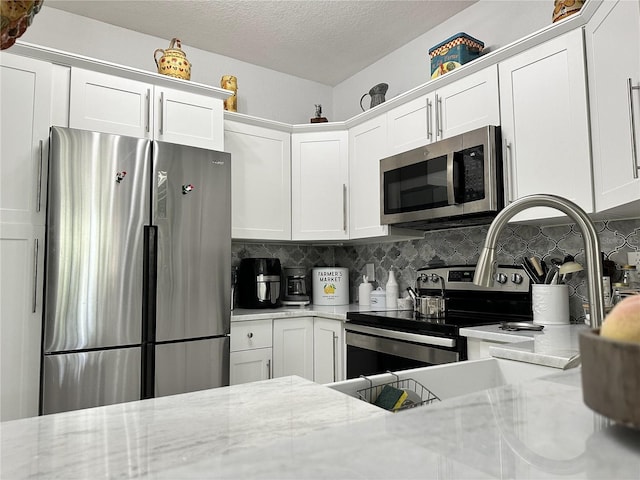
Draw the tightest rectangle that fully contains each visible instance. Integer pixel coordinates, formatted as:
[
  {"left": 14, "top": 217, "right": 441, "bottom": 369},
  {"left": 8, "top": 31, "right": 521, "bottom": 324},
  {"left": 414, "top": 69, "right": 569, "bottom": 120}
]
[
  {"left": 281, "top": 266, "right": 310, "bottom": 306},
  {"left": 237, "top": 258, "right": 282, "bottom": 309}
]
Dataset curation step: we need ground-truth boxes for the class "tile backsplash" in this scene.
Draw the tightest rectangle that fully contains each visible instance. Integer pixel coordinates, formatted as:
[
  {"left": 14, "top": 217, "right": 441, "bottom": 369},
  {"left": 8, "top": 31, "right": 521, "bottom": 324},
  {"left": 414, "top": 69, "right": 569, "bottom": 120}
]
[{"left": 232, "top": 218, "right": 639, "bottom": 323}]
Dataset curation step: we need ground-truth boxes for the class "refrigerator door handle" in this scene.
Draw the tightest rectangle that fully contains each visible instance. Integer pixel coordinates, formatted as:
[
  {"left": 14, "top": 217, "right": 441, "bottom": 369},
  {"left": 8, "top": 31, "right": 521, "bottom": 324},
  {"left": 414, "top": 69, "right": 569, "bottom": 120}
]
[{"left": 32, "top": 238, "right": 39, "bottom": 313}]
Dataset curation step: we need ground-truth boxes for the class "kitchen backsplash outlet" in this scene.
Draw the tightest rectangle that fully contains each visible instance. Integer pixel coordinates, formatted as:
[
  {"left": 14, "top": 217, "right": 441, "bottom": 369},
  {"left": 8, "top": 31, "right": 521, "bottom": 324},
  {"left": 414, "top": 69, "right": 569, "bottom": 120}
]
[{"left": 232, "top": 218, "right": 639, "bottom": 322}]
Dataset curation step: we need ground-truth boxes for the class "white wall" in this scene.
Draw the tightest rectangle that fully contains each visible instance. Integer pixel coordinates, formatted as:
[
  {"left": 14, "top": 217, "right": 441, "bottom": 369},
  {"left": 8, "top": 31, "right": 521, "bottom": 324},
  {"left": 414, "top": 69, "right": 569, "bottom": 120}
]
[
  {"left": 19, "top": 6, "right": 333, "bottom": 125},
  {"left": 332, "top": 0, "right": 550, "bottom": 120},
  {"left": 20, "top": 2, "right": 551, "bottom": 124}
]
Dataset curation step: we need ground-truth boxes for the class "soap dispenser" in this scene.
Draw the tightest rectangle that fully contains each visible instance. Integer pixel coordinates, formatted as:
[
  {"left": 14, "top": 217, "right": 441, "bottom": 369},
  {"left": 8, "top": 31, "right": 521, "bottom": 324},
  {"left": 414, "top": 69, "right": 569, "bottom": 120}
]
[
  {"left": 386, "top": 269, "right": 399, "bottom": 309},
  {"left": 358, "top": 275, "right": 373, "bottom": 306}
]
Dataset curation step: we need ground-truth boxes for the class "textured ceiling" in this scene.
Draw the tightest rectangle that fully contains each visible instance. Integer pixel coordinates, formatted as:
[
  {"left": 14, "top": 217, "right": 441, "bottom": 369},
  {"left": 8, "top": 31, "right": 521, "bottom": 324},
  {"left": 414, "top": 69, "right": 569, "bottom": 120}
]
[{"left": 45, "top": 0, "right": 477, "bottom": 86}]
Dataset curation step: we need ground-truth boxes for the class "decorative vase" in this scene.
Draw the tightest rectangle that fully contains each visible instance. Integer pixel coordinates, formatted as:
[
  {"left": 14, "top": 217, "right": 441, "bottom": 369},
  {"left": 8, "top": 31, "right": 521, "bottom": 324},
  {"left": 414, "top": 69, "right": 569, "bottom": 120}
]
[
  {"left": 552, "top": 0, "right": 584, "bottom": 23},
  {"left": 360, "top": 83, "right": 388, "bottom": 111},
  {"left": 221, "top": 75, "right": 237, "bottom": 112},
  {"left": 154, "top": 38, "right": 191, "bottom": 80},
  {"left": 1, "top": 0, "right": 43, "bottom": 50}
]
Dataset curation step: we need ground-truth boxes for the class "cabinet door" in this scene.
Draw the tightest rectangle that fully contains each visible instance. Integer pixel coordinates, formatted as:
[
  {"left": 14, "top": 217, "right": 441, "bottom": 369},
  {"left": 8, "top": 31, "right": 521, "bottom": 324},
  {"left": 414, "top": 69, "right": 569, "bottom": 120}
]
[
  {"left": 70, "top": 68, "right": 152, "bottom": 139},
  {"left": 586, "top": 0, "right": 640, "bottom": 212},
  {"left": 349, "top": 115, "right": 390, "bottom": 239},
  {"left": 313, "top": 318, "right": 344, "bottom": 384},
  {"left": 499, "top": 29, "right": 592, "bottom": 222},
  {"left": 0, "top": 224, "right": 44, "bottom": 420},
  {"left": 291, "top": 131, "right": 349, "bottom": 241},
  {"left": 230, "top": 348, "right": 272, "bottom": 385},
  {"left": 437, "top": 65, "right": 500, "bottom": 140},
  {"left": 225, "top": 121, "right": 291, "bottom": 240},
  {"left": 0, "top": 54, "right": 52, "bottom": 226},
  {"left": 272, "top": 317, "right": 314, "bottom": 380},
  {"left": 386, "top": 94, "right": 433, "bottom": 155},
  {"left": 155, "top": 87, "right": 224, "bottom": 150}
]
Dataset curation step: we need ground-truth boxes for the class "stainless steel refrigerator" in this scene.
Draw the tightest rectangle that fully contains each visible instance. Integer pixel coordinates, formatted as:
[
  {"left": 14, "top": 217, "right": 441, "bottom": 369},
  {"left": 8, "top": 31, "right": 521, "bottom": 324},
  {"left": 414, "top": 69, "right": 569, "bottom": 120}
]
[{"left": 42, "top": 126, "right": 230, "bottom": 415}]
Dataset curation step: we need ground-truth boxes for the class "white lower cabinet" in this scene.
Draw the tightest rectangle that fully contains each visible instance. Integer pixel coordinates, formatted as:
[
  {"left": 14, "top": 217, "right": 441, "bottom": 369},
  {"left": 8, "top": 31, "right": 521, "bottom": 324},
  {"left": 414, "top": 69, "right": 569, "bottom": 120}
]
[
  {"left": 224, "top": 120, "right": 291, "bottom": 240},
  {"left": 0, "top": 224, "right": 44, "bottom": 421},
  {"left": 272, "top": 316, "right": 314, "bottom": 380},
  {"left": 313, "top": 318, "right": 345, "bottom": 384},
  {"left": 229, "top": 319, "right": 273, "bottom": 385},
  {"left": 498, "top": 29, "right": 592, "bottom": 222},
  {"left": 585, "top": 0, "right": 640, "bottom": 213}
]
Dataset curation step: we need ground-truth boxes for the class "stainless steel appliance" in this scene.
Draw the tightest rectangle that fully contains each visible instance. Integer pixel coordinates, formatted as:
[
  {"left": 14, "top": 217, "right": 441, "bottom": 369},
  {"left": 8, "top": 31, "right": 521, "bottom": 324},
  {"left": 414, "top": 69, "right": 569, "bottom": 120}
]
[
  {"left": 236, "top": 258, "right": 282, "bottom": 308},
  {"left": 380, "top": 126, "right": 503, "bottom": 229},
  {"left": 281, "top": 266, "right": 310, "bottom": 306},
  {"left": 345, "top": 265, "right": 532, "bottom": 379},
  {"left": 42, "top": 127, "right": 231, "bottom": 415}
]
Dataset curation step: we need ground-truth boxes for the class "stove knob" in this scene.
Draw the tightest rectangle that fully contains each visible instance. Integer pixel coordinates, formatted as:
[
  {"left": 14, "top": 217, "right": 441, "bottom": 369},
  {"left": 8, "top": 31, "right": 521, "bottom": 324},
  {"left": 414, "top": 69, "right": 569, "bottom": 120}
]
[
  {"left": 511, "top": 273, "right": 523, "bottom": 285},
  {"left": 495, "top": 273, "right": 508, "bottom": 284}
]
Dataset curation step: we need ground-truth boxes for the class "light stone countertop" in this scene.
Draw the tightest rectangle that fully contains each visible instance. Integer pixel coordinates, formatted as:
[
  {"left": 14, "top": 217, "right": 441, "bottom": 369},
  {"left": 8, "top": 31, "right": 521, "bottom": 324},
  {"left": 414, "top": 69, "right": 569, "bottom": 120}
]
[
  {"left": 231, "top": 303, "right": 391, "bottom": 321},
  {"left": 460, "top": 324, "right": 587, "bottom": 369},
  {"left": 3, "top": 369, "right": 639, "bottom": 479}
]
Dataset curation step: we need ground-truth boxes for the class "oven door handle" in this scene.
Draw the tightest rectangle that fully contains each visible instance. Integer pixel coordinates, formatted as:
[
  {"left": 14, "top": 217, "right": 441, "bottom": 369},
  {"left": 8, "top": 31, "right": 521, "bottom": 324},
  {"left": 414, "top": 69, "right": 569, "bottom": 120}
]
[{"left": 345, "top": 323, "right": 456, "bottom": 348}]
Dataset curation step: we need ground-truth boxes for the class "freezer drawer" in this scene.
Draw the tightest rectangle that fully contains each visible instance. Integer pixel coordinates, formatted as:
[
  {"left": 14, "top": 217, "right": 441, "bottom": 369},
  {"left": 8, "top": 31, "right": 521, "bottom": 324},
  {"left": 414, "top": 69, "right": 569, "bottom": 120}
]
[
  {"left": 42, "top": 347, "right": 141, "bottom": 415},
  {"left": 154, "top": 336, "right": 230, "bottom": 397}
]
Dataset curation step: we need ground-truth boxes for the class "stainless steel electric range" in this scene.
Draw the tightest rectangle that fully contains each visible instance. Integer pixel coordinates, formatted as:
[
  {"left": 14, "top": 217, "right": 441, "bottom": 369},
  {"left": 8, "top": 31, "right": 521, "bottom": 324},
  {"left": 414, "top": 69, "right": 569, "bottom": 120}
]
[{"left": 345, "top": 265, "right": 533, "bottom": 379}]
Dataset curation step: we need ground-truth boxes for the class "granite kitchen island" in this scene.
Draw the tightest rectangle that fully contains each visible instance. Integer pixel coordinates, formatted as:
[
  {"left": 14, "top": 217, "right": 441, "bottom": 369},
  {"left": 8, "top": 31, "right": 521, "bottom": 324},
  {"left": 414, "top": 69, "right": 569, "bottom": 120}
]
[{"left": 2, "top": 367, "right": 639, "bottom": 479}]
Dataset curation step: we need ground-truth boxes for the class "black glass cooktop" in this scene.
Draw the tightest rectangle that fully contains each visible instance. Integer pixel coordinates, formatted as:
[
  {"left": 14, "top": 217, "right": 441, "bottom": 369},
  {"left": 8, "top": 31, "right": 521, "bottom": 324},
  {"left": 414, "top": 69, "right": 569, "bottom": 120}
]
[{"left": 346, "top": 310, "right": 528, "bottom": 337}]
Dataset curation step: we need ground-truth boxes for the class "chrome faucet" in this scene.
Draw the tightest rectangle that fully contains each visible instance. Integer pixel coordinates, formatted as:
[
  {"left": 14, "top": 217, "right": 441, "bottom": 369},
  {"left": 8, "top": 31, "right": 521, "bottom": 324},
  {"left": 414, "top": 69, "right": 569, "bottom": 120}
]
[{"left": 473, "top": 194, "right": 605, "bottom": 328}]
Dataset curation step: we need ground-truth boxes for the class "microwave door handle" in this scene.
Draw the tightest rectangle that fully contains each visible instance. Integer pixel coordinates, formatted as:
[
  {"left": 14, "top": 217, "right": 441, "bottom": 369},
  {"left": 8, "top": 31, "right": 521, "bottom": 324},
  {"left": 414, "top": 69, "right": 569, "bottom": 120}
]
[
  {"left": 447, "top": 152, "right": 464, "bottom": 205},
  {"left": 446, "top": 152, "right": 457, "bottom": 205}
]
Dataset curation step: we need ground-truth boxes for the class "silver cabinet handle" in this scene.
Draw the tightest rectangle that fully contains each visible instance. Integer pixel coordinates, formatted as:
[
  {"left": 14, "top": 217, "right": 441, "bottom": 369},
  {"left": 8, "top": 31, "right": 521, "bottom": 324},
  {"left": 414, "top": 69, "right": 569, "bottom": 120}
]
[
  {"left": 36, "top": 140, "right": 44, "bottom": 212},
  {"left": 342, "top": 184, "right": 347, "bottom": 232},
  {"left": 159, "top": 91, "right": 164, "bottom": 135},
  {"left": 332, "top": 333, "right": 338, "bottom": 382},
  {"left": 436, "top": 94, "right": 443, "bottom": 138},
  {"left": 247, "top": 332, "right": 253, "bottom": 338},
  {"left": 32, "top": 238, "right": 39, "bottom": 313},
  {"left": 426, "top": 98, "right": 433, "bottom": 140},
  {"left": 504, "top": 141, "right": 515, "bottom": 203},
  {"left": 145, "top": 89, "right": 151, "bottom": 134},
  {"left": 628, "top": 78, "right": 639, "bottom": 179},
  {"left": 267, "top": 359, "right": 271, "bottom": 379}
]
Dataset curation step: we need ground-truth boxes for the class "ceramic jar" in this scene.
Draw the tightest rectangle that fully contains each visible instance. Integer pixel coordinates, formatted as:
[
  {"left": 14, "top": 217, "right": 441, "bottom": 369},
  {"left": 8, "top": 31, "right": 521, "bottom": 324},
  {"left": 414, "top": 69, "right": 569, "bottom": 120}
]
[{"left": 154, "top": 38, "right": 191, "bottom": 80}]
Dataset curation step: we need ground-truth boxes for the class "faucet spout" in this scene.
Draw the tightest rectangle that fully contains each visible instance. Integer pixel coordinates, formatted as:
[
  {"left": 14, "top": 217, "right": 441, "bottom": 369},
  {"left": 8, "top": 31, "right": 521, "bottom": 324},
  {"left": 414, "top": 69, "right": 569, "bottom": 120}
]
[{"left": 473, "top": 194, "right": 605, "bottom": 328}]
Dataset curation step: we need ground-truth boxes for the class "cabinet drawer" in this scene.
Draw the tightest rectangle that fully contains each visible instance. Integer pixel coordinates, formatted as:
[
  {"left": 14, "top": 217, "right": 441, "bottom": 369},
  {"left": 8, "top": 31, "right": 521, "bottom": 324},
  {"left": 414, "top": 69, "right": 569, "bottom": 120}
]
[{"left": 230, "top": 319, "right": 272, "bottom": 351}]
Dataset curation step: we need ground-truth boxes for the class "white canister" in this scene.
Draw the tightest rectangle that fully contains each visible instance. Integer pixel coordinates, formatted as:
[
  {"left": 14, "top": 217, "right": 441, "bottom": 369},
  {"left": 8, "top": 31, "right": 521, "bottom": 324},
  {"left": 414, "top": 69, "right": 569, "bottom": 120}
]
[
  {"left": 312, "top": 267, "right": 349, "bottom": 305},
  {"left": 532, "top": 284, "right": 570, "bottom": 325},
  {"left": 370, "top": 287, "right": 386, "bottom": 309}
]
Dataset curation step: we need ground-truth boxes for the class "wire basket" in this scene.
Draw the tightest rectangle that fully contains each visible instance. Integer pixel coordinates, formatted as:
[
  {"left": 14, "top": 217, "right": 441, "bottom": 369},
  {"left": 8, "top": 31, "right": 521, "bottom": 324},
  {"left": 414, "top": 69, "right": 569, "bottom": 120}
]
[{"left": 356, "top": 372, "right": 440, "bottom": 412}]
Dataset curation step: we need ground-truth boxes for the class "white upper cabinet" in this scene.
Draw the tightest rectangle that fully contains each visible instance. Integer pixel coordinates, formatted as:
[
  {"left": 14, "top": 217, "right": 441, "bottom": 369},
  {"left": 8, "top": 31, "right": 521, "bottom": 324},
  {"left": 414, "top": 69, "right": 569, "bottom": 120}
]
[
  {"left": 291, "top": 131, "right": 349, "bottom": 241},
  {"left": 0, "top": 54, "right": 52, "bottom": 226},
  {"left": 348, "top": 115, "right": 389, "bottom": 239},
  {"left": 70, "top": 68, "right": 224, "bottom": 150},
  {"left": 386, "top": 66, "right": 499, "bottom": 155},
  {"left": 585, "top": 0, "right": 640, "bottom": 213},
  {"left": 225, "top": 120, "right": 291, "bottom": 240},
  {"left": 498, "top": 29, "right": 593, "bottom": 222}
]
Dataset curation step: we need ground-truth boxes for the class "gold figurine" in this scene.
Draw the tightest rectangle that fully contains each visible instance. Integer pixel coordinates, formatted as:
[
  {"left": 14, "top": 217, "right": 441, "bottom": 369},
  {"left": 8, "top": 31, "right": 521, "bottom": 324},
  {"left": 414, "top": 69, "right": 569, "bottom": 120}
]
[{"left": 221, "top": 75, "right": 237, "bottom": 112}]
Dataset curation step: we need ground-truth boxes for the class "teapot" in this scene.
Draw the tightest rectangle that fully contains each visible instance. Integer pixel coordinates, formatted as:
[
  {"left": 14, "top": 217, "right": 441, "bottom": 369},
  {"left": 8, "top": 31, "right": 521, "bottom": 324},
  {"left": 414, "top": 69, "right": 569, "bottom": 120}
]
[
  {"left": 154, "top": 38, "right": 191, "bottom": 80},
  {"left": 360, "top": 83, "right": 388, "bottom": 111}
]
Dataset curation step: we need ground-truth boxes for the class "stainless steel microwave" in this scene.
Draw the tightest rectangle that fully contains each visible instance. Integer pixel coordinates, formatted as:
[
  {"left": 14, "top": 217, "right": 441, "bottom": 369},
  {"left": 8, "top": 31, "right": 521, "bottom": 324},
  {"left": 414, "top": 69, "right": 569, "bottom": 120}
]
[{"left": 380, "top": 126, "right": 503, "bottom": 229}]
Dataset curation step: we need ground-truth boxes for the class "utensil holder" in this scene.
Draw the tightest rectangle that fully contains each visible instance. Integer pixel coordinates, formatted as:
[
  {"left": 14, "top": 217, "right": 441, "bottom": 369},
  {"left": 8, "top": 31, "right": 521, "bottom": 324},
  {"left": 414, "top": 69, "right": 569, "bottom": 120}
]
[{"left": 532, "top": 284, "right": 569, "bottom": 324}]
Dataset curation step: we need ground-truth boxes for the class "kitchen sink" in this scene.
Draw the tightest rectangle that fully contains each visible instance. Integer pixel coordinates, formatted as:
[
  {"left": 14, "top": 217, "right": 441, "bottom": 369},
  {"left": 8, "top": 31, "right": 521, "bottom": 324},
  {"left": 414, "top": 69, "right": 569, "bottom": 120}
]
[{"left": 327, "top": 358, "right": 555, "bottom": 405}]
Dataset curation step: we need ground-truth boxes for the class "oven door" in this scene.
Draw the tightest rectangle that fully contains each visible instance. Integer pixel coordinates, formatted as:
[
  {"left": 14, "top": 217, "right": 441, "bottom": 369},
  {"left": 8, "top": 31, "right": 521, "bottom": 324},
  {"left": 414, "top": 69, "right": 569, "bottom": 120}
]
[{"left": 345, "top": 324, "right": 460, "bottom": 379}]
